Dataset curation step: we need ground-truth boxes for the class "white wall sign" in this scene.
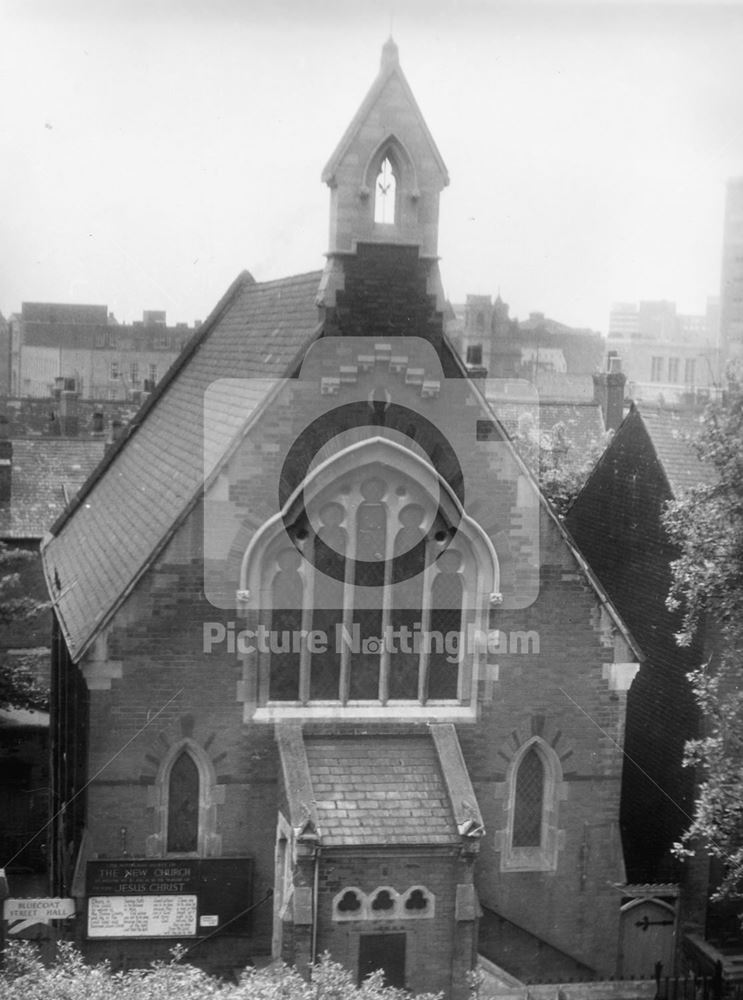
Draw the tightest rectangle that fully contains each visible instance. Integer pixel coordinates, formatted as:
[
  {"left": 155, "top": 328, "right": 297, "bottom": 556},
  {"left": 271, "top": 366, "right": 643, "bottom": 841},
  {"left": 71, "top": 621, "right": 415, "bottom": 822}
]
[
  {"left": 87, "top": 894, "right": 197, "bottom": 938},
  {"left": 4, "top": 898, "right": 76, "bottom": 934}
]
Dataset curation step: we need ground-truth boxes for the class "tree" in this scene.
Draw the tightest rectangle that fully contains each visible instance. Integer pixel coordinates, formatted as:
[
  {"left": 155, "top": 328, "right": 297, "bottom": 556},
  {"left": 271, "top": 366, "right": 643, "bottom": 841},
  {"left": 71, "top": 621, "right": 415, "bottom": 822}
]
[
  {"left": 663, "top": 371, "right": 743, "bottom": 899},
  {"left": 513, "top": 414, "right": 608, "bottom": 519},
  {"left": 0, "top": 541, "right": 49, "bottom": 712}
]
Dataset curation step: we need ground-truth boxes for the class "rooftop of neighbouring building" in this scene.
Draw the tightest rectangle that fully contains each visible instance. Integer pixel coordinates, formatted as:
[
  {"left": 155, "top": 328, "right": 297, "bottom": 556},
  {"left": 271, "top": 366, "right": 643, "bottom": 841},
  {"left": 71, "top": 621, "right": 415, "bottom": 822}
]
[
  {"left": 0, "top": 437, "right": 106, "bottom": 539},
  {"left": 635, "top": 404, "right": 714, "bottom": 494}
]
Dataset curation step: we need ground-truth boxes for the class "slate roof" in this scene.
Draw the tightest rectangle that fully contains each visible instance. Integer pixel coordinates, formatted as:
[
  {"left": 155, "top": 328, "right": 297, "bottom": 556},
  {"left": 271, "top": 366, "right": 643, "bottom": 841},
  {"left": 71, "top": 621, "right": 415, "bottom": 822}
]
[
  {"left": 0, "top": 438, "right": 106, "bottom": 540},
  {"left": 637, "top": 405, "right": 713, "bottom": 494},
  {"left": 41, "top": 270, "right": 323, "bottom": 661},
  {"left": 40, "top": 262, "right": 642, "bottom": 668},
  {"left": 532, "top": 371, "right": 595, "bottom": 403},
  {"left": 303, "top": 735, "right": 460, "bottom": 847},
  {"left": 539, "top": 402, "right": 606, "bottom": 453}
]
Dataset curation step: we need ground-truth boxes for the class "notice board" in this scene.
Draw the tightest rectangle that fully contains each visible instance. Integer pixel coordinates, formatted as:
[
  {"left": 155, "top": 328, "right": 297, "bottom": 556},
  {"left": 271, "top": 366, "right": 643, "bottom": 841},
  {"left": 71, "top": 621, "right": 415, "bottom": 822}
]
[{"left": 86, "top": 858, "right": 253, "bottom": 939}]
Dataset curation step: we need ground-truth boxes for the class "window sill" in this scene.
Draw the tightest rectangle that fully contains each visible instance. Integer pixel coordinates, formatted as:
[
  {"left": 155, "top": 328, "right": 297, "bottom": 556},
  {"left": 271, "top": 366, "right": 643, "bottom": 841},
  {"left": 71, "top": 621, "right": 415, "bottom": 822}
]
[{"left": 250, "top": 703, "right": 477, "bottom": 722}]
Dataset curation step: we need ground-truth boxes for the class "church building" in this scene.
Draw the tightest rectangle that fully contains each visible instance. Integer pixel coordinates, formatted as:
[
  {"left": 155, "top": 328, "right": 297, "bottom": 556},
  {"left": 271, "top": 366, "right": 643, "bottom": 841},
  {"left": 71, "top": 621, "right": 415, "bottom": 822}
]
[{"left": 43, "top": 41, "right": 644, "bottom": 993}]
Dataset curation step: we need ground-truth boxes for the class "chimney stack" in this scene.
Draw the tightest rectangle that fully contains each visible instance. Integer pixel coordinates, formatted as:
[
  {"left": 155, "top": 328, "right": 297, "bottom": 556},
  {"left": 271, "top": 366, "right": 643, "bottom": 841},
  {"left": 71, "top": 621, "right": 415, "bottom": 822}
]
[
  {"left": 0, "top": 416, "right": 12, "bottom": 504},
  {"left": 91, "top": 411, "right": 105, "bottom": 436},
  {"left": 593, "top": 351, "right": 627, "bottom": 432},
  {"left": 105, "top": 418, "right": 124, "bottom": 455},
  {"left": 59, "top": 389, "right": 79, "bottom": 436}
]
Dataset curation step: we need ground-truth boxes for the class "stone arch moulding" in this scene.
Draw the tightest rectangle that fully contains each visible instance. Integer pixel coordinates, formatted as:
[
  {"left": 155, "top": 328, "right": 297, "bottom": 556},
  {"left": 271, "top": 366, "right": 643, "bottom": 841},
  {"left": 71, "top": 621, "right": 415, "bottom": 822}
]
[
  {"left": 361, "top": 133, "right": 420, "bottom": 203},
  {"left": 499, "top": 735, "right": 567, "bottom": 873},
  {"left": 332, "top": 885, "right": 435, "bottom": 922},
  {"left": 239, "top": 435, "right": 499, "bottom": 602},
  {"left": 235, "top": 436, "right": 500, "bottom": 720},
  {"left": 145, "top": 737, "right": 224, "bottom": 859}
]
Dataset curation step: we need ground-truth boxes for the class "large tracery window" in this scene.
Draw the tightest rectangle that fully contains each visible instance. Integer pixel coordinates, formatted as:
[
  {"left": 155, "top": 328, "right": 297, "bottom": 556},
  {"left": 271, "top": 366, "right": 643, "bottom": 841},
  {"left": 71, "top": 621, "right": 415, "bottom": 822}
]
[{"left": 241, "top": 446, "right": 498, "bottom": 717}]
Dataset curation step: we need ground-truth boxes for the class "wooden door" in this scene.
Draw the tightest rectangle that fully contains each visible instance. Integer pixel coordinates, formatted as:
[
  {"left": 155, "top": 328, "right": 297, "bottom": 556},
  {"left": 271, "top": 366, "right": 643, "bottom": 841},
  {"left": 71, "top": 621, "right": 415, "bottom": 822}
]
[
  {"left": 619, "top": 898, "right": 676, "bottom": 978},
  {"left": 358, "top": 932, "right": 406, "bottom": 988}
]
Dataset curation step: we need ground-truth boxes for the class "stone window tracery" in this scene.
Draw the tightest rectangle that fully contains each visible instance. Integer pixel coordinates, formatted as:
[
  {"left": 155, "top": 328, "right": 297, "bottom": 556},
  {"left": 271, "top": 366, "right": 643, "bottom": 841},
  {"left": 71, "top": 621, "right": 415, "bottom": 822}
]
[
  {"left": 332, "top": 885, "right": 434, "bottom": 922},
  {"left": 240, "top": 441, "right": 499, "bottom": 720}
]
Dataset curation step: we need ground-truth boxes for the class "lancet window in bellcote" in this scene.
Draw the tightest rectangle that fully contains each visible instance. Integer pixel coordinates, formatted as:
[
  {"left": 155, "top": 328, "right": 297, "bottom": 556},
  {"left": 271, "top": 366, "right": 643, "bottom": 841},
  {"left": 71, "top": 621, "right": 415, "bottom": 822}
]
[{"left": 374, "top": 156, "right": 398, "bottom": 224}]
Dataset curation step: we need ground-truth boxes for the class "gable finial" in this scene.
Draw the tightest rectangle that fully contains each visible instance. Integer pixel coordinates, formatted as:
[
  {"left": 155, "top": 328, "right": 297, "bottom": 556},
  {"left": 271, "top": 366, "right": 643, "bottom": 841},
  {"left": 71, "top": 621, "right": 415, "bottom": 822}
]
[{"left": 381, "top": 35, "right": 399, "bottom": 71}]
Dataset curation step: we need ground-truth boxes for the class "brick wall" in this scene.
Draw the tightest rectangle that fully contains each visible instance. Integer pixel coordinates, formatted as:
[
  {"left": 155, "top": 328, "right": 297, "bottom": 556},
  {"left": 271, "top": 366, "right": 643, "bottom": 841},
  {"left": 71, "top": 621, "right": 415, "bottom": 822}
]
[
  {"left": 64, "top": 267, "right": 633, "bottom": 984},
  {"left": 312, "top": 850, "right": 475, "bottom": 1000}
]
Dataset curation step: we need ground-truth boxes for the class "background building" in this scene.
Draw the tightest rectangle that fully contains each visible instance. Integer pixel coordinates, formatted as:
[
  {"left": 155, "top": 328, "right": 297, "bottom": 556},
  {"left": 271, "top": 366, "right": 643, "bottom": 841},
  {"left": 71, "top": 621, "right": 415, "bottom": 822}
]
[
  {"left": 8, "top": 302, "right": 197, "bottom": 400},
  {"left": 0, "top": 419, "right": 105, "bottom": 898},
  {"left": 720, "top": 177, "right": 743, "bottom": 359},
  {"left": 607, "top": 299, "right": 721, "bottom": 405},
  {"left": 449, "top": 295, "right": 605, "bottom": 381}
]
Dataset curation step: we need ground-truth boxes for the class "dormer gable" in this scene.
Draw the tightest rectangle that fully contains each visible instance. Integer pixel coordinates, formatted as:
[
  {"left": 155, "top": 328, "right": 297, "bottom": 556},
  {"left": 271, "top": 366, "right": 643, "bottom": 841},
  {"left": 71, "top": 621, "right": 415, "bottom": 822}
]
[{"left": 322, "top": 39, "right": 449, "bottom": 257}]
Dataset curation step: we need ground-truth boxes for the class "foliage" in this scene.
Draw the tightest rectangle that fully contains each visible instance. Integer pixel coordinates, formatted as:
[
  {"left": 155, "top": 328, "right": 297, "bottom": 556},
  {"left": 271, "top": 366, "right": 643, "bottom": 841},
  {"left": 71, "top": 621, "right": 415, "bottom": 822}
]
[
  {"left": 0, "top": 541, "right": 49, "bottom": 711},
  {"left": 663, "top": 369, "right": 743, "bottom": 898},
  {"left": 0, "top": 943, "right": 444, "bottom": 1000},
  {"left": 512, "top": 414, "right": 608, "bottom": 519}
]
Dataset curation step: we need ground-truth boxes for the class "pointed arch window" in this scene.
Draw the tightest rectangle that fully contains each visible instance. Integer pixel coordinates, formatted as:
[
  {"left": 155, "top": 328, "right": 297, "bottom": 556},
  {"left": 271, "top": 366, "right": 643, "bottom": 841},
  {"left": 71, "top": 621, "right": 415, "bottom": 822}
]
[
  {"left": 512, "top": 746, "right": 544, "bottom": 847},
  {"left": 167, "top": 750, "right": 199, "bottom": 853},
  {"left": 501, "top": 738, "right": 564, "bottom": 872},
  {"left": 240, "top": 441, "right": 499, "bottom": 720},
  {"left": 147, "top": 739, "right": 223, "bottom": 859},
  {"left": 374, "top": 157, "right": 397, "bottom": 224}
]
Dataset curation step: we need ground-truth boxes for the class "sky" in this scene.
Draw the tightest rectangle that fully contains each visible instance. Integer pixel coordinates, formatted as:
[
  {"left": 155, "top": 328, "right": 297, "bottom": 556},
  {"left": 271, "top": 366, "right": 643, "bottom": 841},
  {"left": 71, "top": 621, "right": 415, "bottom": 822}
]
[{"left": 2, "top": 0, "right": 743, "bottom": 334}]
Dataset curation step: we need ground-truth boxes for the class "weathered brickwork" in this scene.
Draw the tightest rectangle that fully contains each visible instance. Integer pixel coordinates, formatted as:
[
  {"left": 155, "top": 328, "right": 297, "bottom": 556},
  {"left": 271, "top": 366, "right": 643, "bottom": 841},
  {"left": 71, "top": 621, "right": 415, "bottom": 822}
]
[
  {"left": 70, "top": 464, "right": 633, "bottom": 981},
  {"left": 48, "top": 40, "right": 640, "bottom": 993}
]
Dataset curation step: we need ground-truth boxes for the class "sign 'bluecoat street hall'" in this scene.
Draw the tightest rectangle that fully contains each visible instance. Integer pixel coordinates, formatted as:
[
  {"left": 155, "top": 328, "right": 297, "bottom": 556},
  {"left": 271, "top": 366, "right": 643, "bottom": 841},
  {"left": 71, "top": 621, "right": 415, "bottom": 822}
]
[{"left": 42, "top": 40, "right": 649, "bottom": 993}]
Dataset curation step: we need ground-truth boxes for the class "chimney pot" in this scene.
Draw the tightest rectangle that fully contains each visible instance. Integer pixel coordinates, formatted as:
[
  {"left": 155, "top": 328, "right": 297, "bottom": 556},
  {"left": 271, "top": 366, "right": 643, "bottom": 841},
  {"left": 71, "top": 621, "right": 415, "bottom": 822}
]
[{"left": 593, "top": 353, "right": 627, "bottom": 432}]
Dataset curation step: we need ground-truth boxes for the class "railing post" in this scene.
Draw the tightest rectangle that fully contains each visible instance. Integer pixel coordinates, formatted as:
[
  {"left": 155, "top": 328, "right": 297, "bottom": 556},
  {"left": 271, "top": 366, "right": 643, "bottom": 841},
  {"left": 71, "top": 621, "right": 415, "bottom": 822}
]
[
  {"left": 655, "top": 961, "right": 664, "bottom": 1000},
  {"left": 712, "top": 960, "right": 723, "bottom": 1000}
]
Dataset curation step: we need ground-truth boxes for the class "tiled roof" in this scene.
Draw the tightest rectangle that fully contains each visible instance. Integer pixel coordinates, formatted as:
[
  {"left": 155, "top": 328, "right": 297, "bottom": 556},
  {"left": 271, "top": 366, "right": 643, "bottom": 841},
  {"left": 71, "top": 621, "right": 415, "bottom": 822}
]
[
  {"left": 488, "top": 398, "right": 605, "bottom": 454},
  {"left": 304, "top": 735, "right": 460, "bottom": 847},
  {"left": 41, "top": 270, "right": 323, "bottom": 661},
  {"left": 533, "top": 371, "right": 595, "bottom": 403},
  {"left": 0, "top": 438, "right": 105, "bottom": 540},
  {"left": 638, "top": 405, "right": 713, "bottom": 494},
  {"left": 540, "top": 401, "right": 606, "bottom": 452}
]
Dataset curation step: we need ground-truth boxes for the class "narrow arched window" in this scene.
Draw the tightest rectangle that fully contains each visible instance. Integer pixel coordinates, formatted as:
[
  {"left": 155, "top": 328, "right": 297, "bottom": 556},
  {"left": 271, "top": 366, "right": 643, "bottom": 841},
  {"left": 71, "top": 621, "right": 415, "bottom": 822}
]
[
  {"left": 374, "top": 157, "right": 397, "bottom": 224},
  {"left": 512, "top": 746, "right": 544, "bottom": 847},
  {"left": 167, "top": 751, "right": 199, "bottom": 853}
]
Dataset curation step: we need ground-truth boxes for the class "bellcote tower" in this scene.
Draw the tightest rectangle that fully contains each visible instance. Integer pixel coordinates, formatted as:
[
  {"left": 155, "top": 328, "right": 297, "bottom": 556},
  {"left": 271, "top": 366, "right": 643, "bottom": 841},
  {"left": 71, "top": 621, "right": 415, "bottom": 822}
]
[{"left": 318, "top": 40, "right": 451, "bottom": 330}]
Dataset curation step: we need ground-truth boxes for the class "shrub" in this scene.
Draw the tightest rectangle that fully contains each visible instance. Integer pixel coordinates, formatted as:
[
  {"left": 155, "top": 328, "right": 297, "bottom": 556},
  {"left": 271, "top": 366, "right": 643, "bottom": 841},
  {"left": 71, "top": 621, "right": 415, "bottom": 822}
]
[{"left": 0, "top": 943, "right": 443, "bottom": 1000}]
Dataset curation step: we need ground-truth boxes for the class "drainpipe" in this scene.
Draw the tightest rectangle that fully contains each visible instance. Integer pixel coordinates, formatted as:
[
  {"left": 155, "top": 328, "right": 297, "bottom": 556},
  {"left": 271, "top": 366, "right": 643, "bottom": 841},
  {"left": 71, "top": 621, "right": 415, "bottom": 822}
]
[{"left": 311, "top": 846, "right": 320, "bottom": 968}]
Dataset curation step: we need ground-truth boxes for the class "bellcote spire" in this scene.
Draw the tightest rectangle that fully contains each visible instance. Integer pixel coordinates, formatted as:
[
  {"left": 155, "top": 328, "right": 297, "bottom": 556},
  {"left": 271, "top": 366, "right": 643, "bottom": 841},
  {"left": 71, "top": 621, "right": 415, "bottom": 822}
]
[
  {"left": 321, "top": 41, "right": 449, "bottom": 259},
  {"left": 380, "top": 36, "right": 399, "bottom": 70}
]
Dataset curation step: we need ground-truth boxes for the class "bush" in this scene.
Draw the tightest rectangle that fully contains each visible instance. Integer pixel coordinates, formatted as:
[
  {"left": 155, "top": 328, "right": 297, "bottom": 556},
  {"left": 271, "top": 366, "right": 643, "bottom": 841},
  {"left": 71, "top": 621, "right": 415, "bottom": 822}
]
[{"left": 0, "top": 942, "right": 444, "bottom": 1000}]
